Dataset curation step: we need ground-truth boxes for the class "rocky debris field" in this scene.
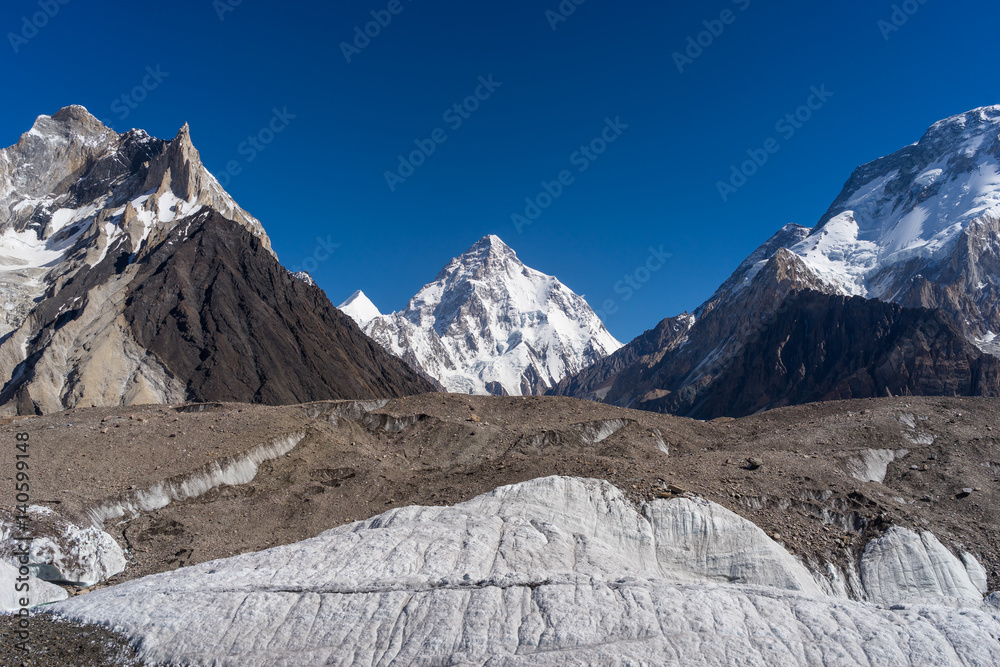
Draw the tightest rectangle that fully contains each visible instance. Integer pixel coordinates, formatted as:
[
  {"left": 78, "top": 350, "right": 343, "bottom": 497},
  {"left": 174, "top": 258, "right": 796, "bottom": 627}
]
[
  {"left": 0, "top": 613, "right": 147, "bottom": 666},
  {"left": 0, "top": 394, "right": 997, "bottom": 590},
  {"left": 0, "top": 394, "right": 998, "bottom": 664}
]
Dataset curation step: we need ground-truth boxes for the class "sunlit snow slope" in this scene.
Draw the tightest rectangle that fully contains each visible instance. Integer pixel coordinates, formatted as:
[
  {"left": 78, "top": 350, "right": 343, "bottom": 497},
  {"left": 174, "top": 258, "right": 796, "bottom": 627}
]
[{"left": 343, "top": 236, "right": 621, "bottom": 396}]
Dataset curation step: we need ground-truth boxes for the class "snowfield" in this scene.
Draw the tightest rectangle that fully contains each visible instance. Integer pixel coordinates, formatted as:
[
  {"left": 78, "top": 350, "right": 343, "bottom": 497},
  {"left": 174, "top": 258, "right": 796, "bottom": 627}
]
[{"left": 789, "top": 105, "right": 1000, "bottom": 298}]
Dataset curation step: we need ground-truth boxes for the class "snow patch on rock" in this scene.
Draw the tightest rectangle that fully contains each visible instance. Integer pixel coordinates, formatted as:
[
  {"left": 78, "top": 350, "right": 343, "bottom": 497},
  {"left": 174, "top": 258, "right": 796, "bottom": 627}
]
[{"left": 289, "top": 270, "right": 315, "bottom": 287}]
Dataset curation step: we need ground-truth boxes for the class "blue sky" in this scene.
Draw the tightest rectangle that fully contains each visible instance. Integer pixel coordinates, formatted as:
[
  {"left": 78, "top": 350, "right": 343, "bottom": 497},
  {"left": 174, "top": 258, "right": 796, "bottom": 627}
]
[{"left": 2, "top": 0, "right": 997, "bottom": 342}]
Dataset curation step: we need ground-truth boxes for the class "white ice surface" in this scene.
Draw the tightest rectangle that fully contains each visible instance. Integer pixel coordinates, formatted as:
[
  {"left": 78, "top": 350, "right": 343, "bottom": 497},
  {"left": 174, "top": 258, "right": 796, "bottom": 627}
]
[
  {"left": 860, "top": 526, "right": 987, "bottom": 605},
  {"left": 0, "top": 561, "right": 67, "bottom": 611},
  {"left": 0, "top": 506, "right": 126, "bottom": 587},
  {"left": 50, "top": 476, "right": 1000, "bottom": 666},
  {"left": 845, "top": 448, "right": 908, "bottom": 484}
]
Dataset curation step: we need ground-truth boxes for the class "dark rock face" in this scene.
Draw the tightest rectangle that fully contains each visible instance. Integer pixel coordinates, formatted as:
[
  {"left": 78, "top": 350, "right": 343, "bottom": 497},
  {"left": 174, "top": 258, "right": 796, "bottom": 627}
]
[
  {"left": 549, "top": 313, "right": 694, "bottom": 402},
  {"left": 636, "top": 291, "right": 1000, "bottom": 419},
  {"left": 124, "top": 211, "right": 434, "bottom": 405},
  {"left": 554, "top": 230, "right": 1000, "bottom": 419},
  {"left": 553, "top": 246, "right": 839, "bottom": 415}
]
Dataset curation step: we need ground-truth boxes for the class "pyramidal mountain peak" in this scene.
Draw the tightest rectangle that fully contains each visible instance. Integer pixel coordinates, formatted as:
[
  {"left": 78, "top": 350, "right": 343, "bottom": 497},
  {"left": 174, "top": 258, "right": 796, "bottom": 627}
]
[
  {"left": 467, "top": 233, "right": 514, "bottom": 255},
  {"left": 0, "top": 107, "right": 431, "bottom": 414},
  {"left": 342, "top": 234, "right": 621, "bottom": 396},
  {"left": 337, "top": 290, "right": 382, "bottom": 328},
  {"left": 430, "top": 233, "right": 520, "bottom": 283}
]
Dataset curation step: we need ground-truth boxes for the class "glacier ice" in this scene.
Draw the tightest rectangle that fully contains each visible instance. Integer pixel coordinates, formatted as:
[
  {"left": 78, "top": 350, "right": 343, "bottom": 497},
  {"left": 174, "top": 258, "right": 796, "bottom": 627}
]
[
  {"left": 49, "top": 476, "right": 999, "bottom": 666},
  {"left": 860, "top": 526, "right": 988, "bottom": 604},
  {"left": 0, "top": 506, "right": 125, "bottom": 587},
  {"left": 85, "top": 432, "right": 306, "bottom": 526},
  {"left": 0, "top": 561, "right": 68, "bottom": 611}
]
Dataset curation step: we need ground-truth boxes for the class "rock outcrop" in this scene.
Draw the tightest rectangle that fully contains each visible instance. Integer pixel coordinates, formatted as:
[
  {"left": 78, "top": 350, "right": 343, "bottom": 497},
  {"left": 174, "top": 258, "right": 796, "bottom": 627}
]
[{"left": 637, "top": 292, "right": 1000, "bottom": 419}]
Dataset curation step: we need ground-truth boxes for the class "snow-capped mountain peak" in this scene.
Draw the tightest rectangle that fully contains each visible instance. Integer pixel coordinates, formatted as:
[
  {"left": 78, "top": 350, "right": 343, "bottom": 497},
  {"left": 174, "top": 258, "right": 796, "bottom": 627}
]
[
  {"left": 338, "top": 290, "right": 382, "bottom": 327},
  {"left": 426, "top": 234, "right": 521, "bottom": 287},
  {"left": 0, "top": 107, "right": 276, "bottom": 342},
  {"left": 0, "top": 106, "right": 430, "bottom": 415},
  {"left": 357, "top": 235, "right": 622, "bottom": 396},
  {"left": 796, "top": 104, "right": 1000, "bottom": 297}
]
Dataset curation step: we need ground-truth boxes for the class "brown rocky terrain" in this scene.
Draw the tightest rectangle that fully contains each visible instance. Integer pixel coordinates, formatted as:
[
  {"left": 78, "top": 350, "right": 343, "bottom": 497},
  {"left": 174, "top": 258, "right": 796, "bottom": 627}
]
[
  {"left": 0, "top": 614, "right": 146, "bottom": 666},
  {"left": 1, "top": 394, "right": 997, "bottom": 597}
]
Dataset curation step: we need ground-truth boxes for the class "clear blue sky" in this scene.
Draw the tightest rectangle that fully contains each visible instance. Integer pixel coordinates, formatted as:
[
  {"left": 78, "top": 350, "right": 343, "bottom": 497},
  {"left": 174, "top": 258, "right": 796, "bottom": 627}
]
[{"left": 2, "top": 0, "right": 997, "bottom": 341}]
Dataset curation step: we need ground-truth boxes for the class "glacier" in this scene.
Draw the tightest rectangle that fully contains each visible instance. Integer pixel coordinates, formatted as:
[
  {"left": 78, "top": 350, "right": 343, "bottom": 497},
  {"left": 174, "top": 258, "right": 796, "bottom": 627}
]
[{"left": 48, "top": 476, "right": 999, "bottom": 666}]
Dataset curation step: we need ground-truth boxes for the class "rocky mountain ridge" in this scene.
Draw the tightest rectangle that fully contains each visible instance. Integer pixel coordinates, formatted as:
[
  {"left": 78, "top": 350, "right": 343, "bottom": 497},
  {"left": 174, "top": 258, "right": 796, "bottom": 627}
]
[
  {"left": 0, "top": 106, "right": 431, "bottom": 413},
  {"left": 555, "top": 105, "right": 1000, "bottom": 416}
]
